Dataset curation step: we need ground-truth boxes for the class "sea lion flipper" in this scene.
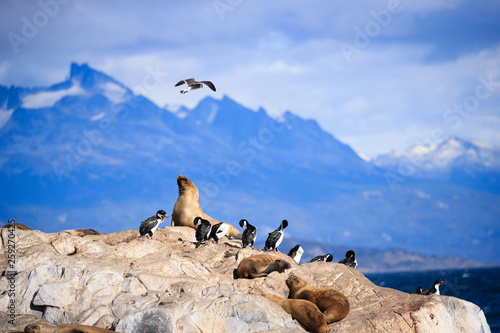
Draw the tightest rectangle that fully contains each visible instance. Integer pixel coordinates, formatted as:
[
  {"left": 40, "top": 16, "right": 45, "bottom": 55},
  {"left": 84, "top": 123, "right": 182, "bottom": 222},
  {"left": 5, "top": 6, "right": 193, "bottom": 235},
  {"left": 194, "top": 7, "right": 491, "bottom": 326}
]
[{"left": 261, "top": 259, "right": 291, "bottom": 276}]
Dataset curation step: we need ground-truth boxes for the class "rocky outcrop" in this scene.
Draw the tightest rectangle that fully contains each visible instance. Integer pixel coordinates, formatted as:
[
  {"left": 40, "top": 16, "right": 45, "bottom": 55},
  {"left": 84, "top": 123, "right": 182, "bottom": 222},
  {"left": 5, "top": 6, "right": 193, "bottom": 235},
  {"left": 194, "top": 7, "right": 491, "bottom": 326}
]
[{"left": 0, "top": 227, "right": 491, "bottom": 332}]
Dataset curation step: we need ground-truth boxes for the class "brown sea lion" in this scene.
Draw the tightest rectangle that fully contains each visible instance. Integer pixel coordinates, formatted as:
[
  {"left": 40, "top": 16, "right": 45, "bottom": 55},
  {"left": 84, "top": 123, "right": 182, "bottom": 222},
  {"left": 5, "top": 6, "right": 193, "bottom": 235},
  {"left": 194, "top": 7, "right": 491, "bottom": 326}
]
[
  {"left": 1, "top": 223, "right": 32, "bottom": 230},
  {"left": 24, "top": 323, "right": 112, "bottom": 333},
  {"left": 171, "top": 175, "right": 240, "bottom": 236},
  {"left": 61, "top": 228, "right": 101, "bottom": 236},
  {"left": 236, "top": 254, "right": 291, "bottom": 279},
  {"left": 263, "top": 294, "right": 328, "bottom": 333},
  {"left": 286, "top": 274, "right": 349, "bottom": 324}
]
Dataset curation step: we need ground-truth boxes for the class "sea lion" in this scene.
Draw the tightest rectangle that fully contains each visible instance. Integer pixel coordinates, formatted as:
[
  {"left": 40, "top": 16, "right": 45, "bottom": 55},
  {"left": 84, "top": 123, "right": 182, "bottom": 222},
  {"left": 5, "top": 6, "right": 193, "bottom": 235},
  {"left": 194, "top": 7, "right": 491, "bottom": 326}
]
[
  {"left": 171, "top": 175, "right": 240, "bottom": 236},
  {"left": 61, "top": 229, "right": 100, "bottom": 236},
  {"left": 1, "top": 223, "right": 32, "bottom": 230},
  {"left": 263, "top": 294, "right": 328, "bottom": 333},
  {"left": 236, "top": 254, "right": 291, "bottom": 279},
  {"left": 286, "top": 274, "right": 349, "bottom": 324},
  {"left": 24, "top": 323, "right": 112, "bottom": 333}
]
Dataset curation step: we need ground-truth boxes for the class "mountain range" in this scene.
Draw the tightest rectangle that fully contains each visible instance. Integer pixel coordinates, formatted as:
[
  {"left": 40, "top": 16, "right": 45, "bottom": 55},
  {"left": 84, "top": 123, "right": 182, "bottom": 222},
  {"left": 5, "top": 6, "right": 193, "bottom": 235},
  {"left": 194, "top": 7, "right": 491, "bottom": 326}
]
[{"left": 1, "top": 63, "right": 499, "bottom": 267}]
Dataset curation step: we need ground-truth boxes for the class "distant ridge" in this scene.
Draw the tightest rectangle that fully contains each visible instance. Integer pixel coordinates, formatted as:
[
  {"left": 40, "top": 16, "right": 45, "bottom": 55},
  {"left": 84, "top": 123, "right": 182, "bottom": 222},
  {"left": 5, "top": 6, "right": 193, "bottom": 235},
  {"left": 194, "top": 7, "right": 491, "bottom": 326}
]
[
  {"left": 0, "top": 62, "right": 499, "bottom": 264},
  {"left": 372, "top": 137, "right": 500, "bottom": 193}
]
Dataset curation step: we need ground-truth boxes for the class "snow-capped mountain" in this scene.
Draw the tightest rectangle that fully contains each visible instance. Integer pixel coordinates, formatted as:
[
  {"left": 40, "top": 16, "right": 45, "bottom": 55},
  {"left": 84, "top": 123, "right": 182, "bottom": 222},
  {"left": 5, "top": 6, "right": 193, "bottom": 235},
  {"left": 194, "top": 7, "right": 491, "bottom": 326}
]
[
  {"left": 1, "top": 63, "right": 499, "bottom": 265},
  {"left": 372, "top": 137, "right": 500, "bottom": 193}
]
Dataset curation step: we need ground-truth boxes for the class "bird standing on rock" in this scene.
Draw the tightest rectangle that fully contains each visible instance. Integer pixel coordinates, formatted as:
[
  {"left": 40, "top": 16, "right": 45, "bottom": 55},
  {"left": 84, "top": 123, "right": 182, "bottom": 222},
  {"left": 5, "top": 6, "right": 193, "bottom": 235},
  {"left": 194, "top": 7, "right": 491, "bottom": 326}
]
[
  {"left": 413, "top": 287, "right": 423, "bottom": 294},
  {"left": 175, "top": 78, "right": 216, "bottom": 94},
  {"left": 310, "top": 253, "right": 333, "bottom": 263},
  {"left": 139, "top": 210, "right": 168, "bottom": 240},
  {"left": 338, "top": 250, "right": 357, "bottom": 269},
  {"left": 264, "top": 219, "right": 288, "bottom": 252},
  {"left": 239, "top": 219, "right": 257, "bottom": 249},
  {"left": 288, "top": 244, "right": 304, "bottom": 264},
  {"left": 209, "top": 222, "right": 230, "bottom": 243},
  {"left": 421, "top": 280, "right": 444, "bottom": 295},
  {"left": 194, "top": 216, "right": 212, "bottom": 247}
]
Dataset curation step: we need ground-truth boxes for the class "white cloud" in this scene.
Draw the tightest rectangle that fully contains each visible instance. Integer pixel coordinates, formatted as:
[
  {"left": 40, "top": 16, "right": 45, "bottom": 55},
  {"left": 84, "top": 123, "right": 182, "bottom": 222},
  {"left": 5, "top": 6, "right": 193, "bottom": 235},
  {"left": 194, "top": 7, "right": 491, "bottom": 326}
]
[
  {"left": 415, "top": 189, "right": 431, "bottom": 199},
  {"left": 436, "top": 201, "right": 449, "bottom": 210},
  {"left": 90, "top": 112, "right": 105, "bottom": 121},
  {"left": 57, "top": 214, "right": 68, "bottom": 223}
]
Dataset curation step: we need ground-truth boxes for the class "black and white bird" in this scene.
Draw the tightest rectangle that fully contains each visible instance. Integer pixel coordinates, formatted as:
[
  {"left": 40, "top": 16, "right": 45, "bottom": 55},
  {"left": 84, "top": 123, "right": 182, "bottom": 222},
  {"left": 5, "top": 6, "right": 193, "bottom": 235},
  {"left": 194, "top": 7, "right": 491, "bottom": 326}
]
[
  {"left": 413, "top": 287, "right": 423, "bottom": 294},
  {"left": 239, "top": 219, "right": 257, "bottom": 249},
  {"left": 139, "top": 210, "right": 168, "bottom": 240},
  {"left": 288, "top": 244, "right": 304, "bottom": 264},
  {"left": 194, "top": 216, "right": 212, "bottom": 247},
  {"left": 264, "top": 220, "right": 288, "bottom": 252},
  {"left": 209, "top": 222, "right": 230, "bottom": 243},
  {"left": 421, "top": 280, "right": 444, "bottom": 295},
  {"left": 309, "top": 253, "right": 333, "bottom": 263},
  {"left": 338, "top": 250, "right": 357, "bottom": 269},
  {"left": 175, "top": 78, "right": 216, "bottom": 94}
]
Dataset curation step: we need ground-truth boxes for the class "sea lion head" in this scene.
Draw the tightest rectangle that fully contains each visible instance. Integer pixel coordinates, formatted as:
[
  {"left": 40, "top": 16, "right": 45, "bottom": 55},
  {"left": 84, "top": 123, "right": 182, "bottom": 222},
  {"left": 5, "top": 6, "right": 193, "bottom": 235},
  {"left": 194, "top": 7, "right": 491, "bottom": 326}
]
[
  {"left": 24, "top": 324, "right": 49, "bottom": 333},
  {"left": 286, "top": 274, "right": 307, "bottom": 291},
  {"left": 176, "top": 175, "right": 197, "bottom": 195}
]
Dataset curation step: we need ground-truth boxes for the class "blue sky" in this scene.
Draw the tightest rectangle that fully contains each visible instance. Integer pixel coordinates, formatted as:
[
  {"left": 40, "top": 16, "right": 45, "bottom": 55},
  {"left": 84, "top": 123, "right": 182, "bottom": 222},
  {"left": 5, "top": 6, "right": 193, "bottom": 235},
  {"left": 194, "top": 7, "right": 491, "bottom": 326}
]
[{"left": 1, "top": 0, "right": 499, "bottom": 156}]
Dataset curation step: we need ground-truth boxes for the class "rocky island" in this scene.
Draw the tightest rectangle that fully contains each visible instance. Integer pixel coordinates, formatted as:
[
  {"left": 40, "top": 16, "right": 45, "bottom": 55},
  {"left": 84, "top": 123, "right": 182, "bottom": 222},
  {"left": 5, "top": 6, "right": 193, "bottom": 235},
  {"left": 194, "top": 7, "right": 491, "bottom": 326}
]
[{"left": 0, "top": 226, "right": 491, "bottom": 332}]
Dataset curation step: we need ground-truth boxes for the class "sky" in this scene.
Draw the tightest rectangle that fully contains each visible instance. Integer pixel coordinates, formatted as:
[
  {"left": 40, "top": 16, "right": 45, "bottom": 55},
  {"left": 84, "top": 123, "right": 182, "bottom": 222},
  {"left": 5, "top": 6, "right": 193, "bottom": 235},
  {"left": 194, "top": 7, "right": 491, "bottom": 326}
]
[{"left": 1, "top": 0, "right": 499, "bottom": 156}]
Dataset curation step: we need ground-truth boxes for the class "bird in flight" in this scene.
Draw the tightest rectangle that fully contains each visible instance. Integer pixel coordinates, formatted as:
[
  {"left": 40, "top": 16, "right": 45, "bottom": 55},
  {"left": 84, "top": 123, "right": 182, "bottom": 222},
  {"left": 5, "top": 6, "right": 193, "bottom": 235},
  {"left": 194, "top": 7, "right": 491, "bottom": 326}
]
[{"left": 175, "top": 78, "right": 216, "bottom": 94}]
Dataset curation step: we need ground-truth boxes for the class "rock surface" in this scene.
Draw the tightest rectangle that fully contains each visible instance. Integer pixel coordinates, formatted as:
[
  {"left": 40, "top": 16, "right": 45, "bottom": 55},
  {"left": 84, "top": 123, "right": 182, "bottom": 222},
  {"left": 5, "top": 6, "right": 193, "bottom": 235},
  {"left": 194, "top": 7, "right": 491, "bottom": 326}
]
[{"left": 0, "top": 227, "right": 491, "bottom": 332}]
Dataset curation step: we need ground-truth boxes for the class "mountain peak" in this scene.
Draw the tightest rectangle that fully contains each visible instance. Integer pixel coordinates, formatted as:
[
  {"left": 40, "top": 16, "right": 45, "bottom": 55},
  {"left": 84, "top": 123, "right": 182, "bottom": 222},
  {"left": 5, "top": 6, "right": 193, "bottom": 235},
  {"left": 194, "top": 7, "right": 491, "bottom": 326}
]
[
  {"left": 69, "top": 62, "right": 91, "bottom": 79},
  {"left": 68, "top": 62, "right": 126, "bottom": 92}
]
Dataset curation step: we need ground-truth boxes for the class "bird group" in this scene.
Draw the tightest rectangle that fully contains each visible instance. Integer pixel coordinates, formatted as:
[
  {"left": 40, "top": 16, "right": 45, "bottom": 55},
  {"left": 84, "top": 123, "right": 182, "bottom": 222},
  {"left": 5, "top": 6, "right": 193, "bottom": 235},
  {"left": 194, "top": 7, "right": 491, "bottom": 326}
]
[
  {"left": 309, "top": 250, "right": 358, "bottom": 269},
  {"left": 193, "top": 216, "right": 230, "bottom": 248},
  {"left": 139, "top": 211, "right": 358, "bottom": 268},
  {"left": 139, "top": 213, "right": 290, "bottom": 253}
]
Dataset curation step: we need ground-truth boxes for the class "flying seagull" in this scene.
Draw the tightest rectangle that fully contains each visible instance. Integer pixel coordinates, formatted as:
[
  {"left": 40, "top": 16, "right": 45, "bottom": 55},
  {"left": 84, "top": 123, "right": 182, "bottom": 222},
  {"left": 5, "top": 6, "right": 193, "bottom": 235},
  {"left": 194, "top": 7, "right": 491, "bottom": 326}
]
[{"left": 175, "top": 78, "right": 216, "bottom": 94}]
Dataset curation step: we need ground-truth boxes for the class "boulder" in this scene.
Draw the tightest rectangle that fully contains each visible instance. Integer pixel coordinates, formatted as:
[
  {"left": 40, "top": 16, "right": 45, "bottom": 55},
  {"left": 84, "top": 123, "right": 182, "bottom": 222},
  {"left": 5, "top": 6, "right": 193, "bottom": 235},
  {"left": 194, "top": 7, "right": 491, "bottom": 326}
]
[{"left": 0, "top": 227, "right": 491, "bottom": 332}]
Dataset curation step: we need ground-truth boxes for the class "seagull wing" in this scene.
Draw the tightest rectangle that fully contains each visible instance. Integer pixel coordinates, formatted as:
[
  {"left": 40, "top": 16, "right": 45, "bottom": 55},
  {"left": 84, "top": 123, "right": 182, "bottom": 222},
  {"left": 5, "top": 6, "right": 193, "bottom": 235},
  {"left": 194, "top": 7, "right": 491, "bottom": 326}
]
[
  {"left": 175, "top": 78, "right": 196, "bottom": 87},
  {"left": 200, "top": 81, "right": 216, "bottom": 91}
]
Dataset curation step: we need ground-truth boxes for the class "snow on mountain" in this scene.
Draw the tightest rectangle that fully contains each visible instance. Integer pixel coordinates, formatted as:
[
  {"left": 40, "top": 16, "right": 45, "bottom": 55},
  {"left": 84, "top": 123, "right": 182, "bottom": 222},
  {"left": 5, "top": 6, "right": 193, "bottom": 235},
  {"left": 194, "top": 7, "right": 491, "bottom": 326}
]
[
  {"left": 21, "top": 80, "right": 86, "bottom": 109},
  {"left": 0, "top": 101, "right": 14, "bottom": 129},
  {"left": 372, "top": 137, "right": 500, "bottom": 181}
]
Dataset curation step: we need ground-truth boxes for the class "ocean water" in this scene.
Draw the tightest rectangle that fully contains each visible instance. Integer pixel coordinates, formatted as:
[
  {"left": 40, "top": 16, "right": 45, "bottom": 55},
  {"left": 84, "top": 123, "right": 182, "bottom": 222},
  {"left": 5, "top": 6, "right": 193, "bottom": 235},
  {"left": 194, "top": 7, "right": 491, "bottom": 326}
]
[{"left": 365, "top": 267, "right": 500, "bottom": 332}]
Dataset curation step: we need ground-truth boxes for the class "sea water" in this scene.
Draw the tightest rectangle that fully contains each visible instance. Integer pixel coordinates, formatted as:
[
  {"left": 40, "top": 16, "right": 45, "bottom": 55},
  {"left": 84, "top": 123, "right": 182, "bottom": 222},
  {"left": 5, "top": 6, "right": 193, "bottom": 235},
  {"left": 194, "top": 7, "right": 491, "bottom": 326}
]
[{"left": 365, "top": 267, "right": 500, "bottom": 332}]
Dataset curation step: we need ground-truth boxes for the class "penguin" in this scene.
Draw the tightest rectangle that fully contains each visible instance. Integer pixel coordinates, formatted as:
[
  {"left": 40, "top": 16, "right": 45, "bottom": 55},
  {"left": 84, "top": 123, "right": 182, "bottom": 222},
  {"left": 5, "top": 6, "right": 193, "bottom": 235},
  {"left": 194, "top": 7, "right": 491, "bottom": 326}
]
[
  {"left": 209, "top": 222, "right": 230, "bottom": 243},
  {"left": 264, "top": 220, "right": 288, "bottom": 252},
  {"left": 139, "top": 210, "right": 168, "bottom": 240},
  {"left": 413, "top": 287, "right": 423, "bottom": 294},
  {"left": 287, "top": 244, "right": 304, "bottom": 264},
  {"left": 338, "top": 250, "right": 357, "bottom": 269},
  {"left": 193, "top": 216, "right": 212, "bottom": 247},
  {"left": 309, "top": 253, "right": 333, "bottom": 263},
  {"left": 239, "top": 219, "right": 257, "bottom": 249},
  {"left": 421, "top": 280, "right": 444, "bottom": 295}
]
